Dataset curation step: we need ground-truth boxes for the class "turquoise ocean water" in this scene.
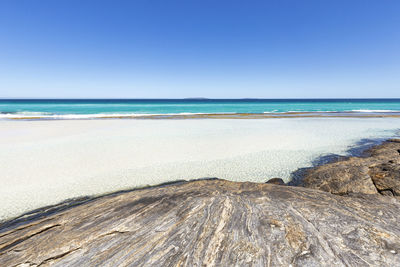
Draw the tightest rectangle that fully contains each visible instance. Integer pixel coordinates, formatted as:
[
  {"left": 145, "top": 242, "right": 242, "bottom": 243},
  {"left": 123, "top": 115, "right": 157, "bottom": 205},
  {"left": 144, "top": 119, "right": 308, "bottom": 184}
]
[{"left": 1, "top": 99, "right": 400, "bottom": 119}]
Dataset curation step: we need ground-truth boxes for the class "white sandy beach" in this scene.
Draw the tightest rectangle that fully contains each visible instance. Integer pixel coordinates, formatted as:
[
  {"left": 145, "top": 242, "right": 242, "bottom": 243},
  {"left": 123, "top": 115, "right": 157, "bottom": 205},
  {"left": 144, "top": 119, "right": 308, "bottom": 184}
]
[{"left": 0, "top": 118, "right": 399, "bottom": 221}]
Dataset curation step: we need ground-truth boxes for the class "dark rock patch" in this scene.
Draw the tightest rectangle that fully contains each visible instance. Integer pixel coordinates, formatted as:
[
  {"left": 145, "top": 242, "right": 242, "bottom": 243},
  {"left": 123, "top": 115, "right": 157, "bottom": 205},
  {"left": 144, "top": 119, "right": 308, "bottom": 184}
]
[{"left": 266, "top": 178, "right": 285, "bottom": 185}]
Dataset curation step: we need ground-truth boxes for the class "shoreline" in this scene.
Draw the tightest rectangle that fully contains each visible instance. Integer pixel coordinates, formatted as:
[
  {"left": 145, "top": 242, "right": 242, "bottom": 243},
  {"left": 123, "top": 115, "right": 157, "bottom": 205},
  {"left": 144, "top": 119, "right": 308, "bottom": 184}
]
[{"left": 3, "top": 111, "right": 400, "bottom": 120}]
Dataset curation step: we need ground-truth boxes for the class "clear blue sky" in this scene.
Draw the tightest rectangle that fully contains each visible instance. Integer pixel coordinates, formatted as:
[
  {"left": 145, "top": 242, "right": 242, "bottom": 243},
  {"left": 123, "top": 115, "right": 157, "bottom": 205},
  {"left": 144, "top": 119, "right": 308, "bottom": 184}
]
[{"left": 0, "top": 0, "right": 399, "bottom": 98}]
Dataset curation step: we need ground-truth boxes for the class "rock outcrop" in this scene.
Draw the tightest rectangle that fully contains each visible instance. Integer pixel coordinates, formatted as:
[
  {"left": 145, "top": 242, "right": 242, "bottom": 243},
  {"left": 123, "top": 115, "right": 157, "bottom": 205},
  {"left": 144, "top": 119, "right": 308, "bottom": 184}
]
[
  {"left": 1, "top": 178, "right": 400, "bottom": 266},
  {"left": 302, "top": 139, "right": 400, "bottom": 196},
  {"left": 1, "top": 140, "right": 400, "bottom": 266}
]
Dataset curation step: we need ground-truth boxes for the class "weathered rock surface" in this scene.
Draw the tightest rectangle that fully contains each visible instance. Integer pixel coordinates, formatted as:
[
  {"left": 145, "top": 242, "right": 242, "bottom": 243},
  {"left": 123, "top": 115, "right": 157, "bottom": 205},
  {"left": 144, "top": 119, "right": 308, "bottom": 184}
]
[
  {"left": 2, "top": 140, "right": 400, "bottom": 266},
  {"left": 1, "top": 179, "right": 400, "bottom": 266},
  {"left": 302, "top": 139, "right": 400, "bottom": 196}
]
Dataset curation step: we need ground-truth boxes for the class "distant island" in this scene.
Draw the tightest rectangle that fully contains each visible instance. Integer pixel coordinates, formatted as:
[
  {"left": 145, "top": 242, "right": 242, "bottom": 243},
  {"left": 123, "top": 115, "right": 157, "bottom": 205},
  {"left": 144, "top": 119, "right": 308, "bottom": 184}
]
[{"left": 183, "top": 97, "right": 209, "bottom": 100}]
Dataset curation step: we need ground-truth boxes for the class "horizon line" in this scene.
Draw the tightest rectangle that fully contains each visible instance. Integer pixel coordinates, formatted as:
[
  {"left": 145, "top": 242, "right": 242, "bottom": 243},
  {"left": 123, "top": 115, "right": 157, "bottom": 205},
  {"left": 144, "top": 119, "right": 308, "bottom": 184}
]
[{"left": 1, "top": 97, "right": 400, "bottom": 100}]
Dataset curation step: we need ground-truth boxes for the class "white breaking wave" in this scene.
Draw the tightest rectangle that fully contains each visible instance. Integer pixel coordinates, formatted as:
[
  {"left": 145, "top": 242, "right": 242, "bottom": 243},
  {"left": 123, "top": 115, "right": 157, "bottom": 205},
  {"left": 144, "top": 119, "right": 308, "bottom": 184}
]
[
  {"left": 2, "top": 109, "right": 400, "bottom": 120},
  {"left": 0, "top": 112, "right": 151, "bottom": 119},
  {"left": 350, "top": 109, "right": 400, "bottom": 113},
  {"left": 0, "top": 112, "right": 240, "bottom": 119}
]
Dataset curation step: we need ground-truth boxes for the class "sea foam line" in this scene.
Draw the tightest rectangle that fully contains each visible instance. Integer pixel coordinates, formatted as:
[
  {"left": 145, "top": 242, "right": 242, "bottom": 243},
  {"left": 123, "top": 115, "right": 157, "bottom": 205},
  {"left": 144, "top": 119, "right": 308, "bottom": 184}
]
[{"left": 2, "top": 110, "right": 400, "bottom": 120}]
